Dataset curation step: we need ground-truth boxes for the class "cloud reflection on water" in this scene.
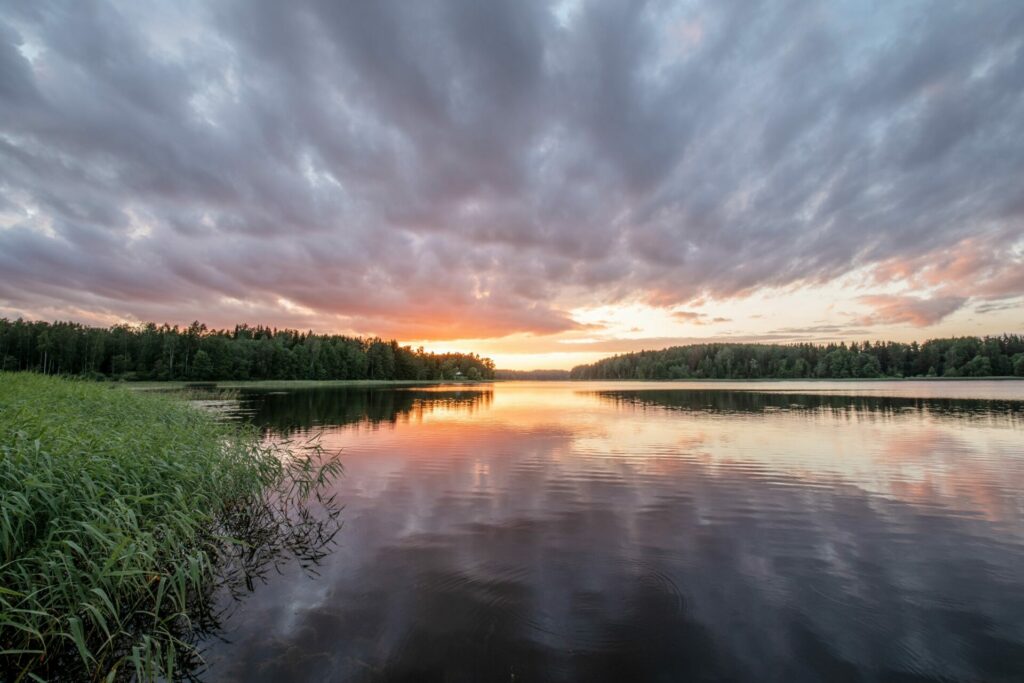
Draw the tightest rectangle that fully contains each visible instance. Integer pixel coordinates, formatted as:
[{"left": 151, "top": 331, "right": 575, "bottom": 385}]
[{"left": 202, "top": 382, "right": 1024, "bottom": 682}]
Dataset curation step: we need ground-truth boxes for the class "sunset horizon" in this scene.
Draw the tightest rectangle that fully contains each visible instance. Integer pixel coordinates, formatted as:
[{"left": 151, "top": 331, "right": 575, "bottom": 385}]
[{"left": 2, "top": 1, "right": 1022, "bottom": 371}]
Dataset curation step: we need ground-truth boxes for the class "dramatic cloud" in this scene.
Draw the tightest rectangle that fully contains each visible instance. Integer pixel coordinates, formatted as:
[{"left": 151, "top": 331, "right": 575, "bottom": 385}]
[{"left": 1, "top": 0, "right": 1023, "bottom": 343}]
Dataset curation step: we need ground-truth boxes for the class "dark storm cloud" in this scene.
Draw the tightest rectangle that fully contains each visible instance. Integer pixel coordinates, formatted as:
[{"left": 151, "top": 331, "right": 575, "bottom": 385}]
[{"left": 1, "top": 0, "right": 1023, "bottom": 336}]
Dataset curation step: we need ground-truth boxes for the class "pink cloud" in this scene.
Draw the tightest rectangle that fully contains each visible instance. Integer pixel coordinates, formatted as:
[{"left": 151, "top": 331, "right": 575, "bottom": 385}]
[
  {"left": 871, "top": 236, "right": 1024, "bottom": 303},
  {"left": 855, "top": 294, "right": 966, "bottom": 327}
]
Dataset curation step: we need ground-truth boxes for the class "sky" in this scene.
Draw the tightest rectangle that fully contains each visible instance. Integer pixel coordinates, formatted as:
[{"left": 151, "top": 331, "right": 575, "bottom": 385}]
[{"left": 1, "top": 0, "right": 1023, "bottom": 370}]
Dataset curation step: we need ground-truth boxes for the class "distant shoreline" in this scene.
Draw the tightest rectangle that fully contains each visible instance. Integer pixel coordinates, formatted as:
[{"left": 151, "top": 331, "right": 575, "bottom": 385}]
[
  {"left": 117, "top": 376, "right": 1024, "bottom": 389},
  {"left": 565, "top": 376, "right": 1024, "bottom": 382},
  {"left": 125, "top": 379, "right": 491, "bottom": 390}
]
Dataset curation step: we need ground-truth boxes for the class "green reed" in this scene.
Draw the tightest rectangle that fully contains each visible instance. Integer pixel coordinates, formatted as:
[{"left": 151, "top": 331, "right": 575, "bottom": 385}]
[{"left": 0, "top": 372, "right": 341, "bottom": 681}]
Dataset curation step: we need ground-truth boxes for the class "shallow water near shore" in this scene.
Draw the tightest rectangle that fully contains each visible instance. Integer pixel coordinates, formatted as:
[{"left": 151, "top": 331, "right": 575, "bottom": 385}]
[{"left": 198, "top": 380, "right": 1024, "bottom": 682}]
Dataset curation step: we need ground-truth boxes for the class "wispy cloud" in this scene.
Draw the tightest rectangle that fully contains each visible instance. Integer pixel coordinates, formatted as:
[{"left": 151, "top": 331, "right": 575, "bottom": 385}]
[{"left": 671, "top": 311, "right": 732, "bottom": 325}]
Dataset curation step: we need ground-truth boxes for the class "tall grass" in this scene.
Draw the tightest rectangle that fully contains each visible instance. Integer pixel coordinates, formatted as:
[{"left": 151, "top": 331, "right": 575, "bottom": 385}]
[{"left": 0, "top": 372, "right": 341, "bottom": 681}]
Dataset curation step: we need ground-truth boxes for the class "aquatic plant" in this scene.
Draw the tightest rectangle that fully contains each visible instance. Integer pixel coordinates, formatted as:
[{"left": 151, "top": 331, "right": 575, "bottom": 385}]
[{"left": 0, "top": 372, "right": 342, "bottom": 681}]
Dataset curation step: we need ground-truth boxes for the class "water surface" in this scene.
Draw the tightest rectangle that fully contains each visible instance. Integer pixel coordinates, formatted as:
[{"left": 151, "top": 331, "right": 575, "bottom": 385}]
[{"left": 201, "top": 380, "right": 1024, "bottom": 682}]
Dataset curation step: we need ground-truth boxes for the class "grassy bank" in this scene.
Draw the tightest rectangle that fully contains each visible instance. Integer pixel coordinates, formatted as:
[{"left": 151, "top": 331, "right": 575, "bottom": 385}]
[{"left": 0, "top": 372, "right": 339, "bottom": 681}]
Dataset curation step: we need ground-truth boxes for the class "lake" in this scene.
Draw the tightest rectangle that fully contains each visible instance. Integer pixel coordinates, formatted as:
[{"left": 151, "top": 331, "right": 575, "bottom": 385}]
[{"left": 199, "top": 380, "right": 1024, "bottom": 682}]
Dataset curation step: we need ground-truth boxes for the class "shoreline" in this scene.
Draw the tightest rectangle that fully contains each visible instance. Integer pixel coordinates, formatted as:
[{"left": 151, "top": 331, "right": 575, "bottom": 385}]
[
  {"left": 124, "top": 378, "right": 493, "bottom": 390},
  {"left": 114, "top": 375, "right": 1024, "bottom": 390}
]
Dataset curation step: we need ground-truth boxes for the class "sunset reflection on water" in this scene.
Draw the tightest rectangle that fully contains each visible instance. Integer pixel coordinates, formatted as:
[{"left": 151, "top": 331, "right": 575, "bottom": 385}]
[{"left": 202, "top": 381, "right": 1024, "bottom": 683}]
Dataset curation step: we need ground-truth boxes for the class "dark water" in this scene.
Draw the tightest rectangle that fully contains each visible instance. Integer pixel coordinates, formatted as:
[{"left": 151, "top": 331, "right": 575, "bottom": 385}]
[{"left": 199, "top": 381, "right": 1024, "bottom": 682}]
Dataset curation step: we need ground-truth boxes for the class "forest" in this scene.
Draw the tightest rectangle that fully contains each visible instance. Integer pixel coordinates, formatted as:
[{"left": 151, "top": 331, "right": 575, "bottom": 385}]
[
  {"left": 0, "top": 319, "right": 495, "bottom": 381},
  {"left": 569, "top": 336, "right": 1024, "bottom": 380}
]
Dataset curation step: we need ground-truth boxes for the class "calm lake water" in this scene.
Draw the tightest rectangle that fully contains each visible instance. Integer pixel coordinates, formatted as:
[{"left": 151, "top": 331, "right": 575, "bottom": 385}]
[{"left": 200, "top": 380, "right": 1024, "bottom": 682}]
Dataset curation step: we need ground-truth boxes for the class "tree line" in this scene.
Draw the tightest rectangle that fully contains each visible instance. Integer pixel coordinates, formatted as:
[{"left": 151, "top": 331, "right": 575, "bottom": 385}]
[
  {"left": 569, "top": 336, "right": 1024, "bottom": 380},
  {"left": 0, "top": 319, "right": 495, "bottom": 381}
]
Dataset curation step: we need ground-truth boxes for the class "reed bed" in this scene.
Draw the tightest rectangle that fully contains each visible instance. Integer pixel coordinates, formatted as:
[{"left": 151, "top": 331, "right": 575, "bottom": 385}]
[{"left": 0, "top": 372, "right": 341, "bottom": 681}]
